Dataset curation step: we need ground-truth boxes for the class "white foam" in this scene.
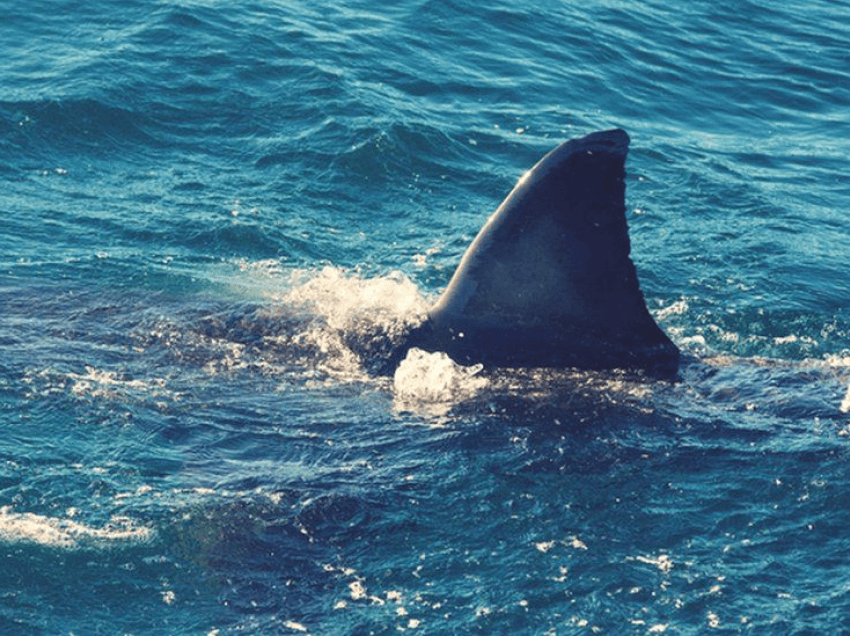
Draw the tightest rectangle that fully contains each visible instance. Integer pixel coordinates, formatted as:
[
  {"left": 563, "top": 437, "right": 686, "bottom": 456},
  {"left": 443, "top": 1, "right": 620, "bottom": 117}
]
[
  {"left": 679, "top": 334, "right": 707, "bottom": 348},
  {"left": 256, "top": 267, "right": 432, "bottom": 379},
  {"left": 25, "top": 365, "right": 178, "bottom": 405},
  {"left": 411, "top": 243, "right": 443, "bottom": 268},
  {"left": 825, "top": 354, "right": 850, "bottom": 368},
  {"left": 655, "top": 298, "right": 689, "bottom": 321},
  {"left": 282, "top": 620, "right": 309, "bottom": 632},
  {"left": 630, "top": 553, "right": 673, "bottom": 573},
  {"left": 0, "top": 506, "right": 154, "bottom": 549},
  {"left": 822, "top": 355, "right": 850, "bottom": 413},
  {"left": 67, "top": 366, "right": 168, "bottom": 399},
  {"left": 278, "top": 266, "right": 429, "bottom": 332},
  {"left": 393, "top": 348, "right": 488, "bottom": 409}
]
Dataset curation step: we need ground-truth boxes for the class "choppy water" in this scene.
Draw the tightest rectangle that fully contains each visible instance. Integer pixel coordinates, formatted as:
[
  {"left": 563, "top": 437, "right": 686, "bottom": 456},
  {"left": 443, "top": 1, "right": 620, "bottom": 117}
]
[{"left": 2, "top": 1, "right": 850, "bottom": 633}]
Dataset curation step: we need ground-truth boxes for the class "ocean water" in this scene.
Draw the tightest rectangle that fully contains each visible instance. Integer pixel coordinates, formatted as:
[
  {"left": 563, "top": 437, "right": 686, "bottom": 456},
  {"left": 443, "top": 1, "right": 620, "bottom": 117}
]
[{"left": 2, "top": 0, "right": 850, "bottom": 633}]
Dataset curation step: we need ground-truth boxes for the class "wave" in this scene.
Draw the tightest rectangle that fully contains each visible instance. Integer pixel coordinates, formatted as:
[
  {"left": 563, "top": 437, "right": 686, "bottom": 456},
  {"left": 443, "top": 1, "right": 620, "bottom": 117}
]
[{"left": 0, "top": 99, "right": 156, "bottom": 163}]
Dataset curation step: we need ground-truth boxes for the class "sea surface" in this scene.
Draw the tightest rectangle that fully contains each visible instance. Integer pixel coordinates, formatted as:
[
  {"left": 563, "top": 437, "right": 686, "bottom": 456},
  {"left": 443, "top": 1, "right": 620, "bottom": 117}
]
[{"left": 2, "top": 0, "right": 850, "bottom": 633}]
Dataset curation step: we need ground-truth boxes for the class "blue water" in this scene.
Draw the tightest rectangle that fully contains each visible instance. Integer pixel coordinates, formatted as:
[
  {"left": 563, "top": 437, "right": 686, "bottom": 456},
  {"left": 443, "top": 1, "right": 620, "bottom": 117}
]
[{"left": 3, "top": 0, "right": 850, "bottom": 633}]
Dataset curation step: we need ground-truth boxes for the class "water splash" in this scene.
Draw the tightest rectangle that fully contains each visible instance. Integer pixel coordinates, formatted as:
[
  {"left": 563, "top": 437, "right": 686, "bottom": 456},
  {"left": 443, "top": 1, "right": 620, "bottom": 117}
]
[
  {"left": 393, "top": 348, "right": 488, "bottom": 413},
  {"left": 277, "top": 266, "right": 429, "bottom": 330},
  {"left": 271, "top": 266, "right": 432, "bottom": 378}
]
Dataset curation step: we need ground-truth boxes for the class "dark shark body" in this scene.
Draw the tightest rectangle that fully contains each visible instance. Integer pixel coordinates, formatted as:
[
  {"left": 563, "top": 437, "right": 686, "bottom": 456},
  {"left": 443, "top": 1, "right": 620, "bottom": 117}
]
[{"left": 402, "top": 129, "right": 679, "bottom": 377}]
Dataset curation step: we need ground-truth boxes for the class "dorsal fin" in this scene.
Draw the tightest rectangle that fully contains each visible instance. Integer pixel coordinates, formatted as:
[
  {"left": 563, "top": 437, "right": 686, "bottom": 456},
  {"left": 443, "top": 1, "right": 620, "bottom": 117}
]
[{"left": 420, "top": 129, "right": 679, "bottom": 376}]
